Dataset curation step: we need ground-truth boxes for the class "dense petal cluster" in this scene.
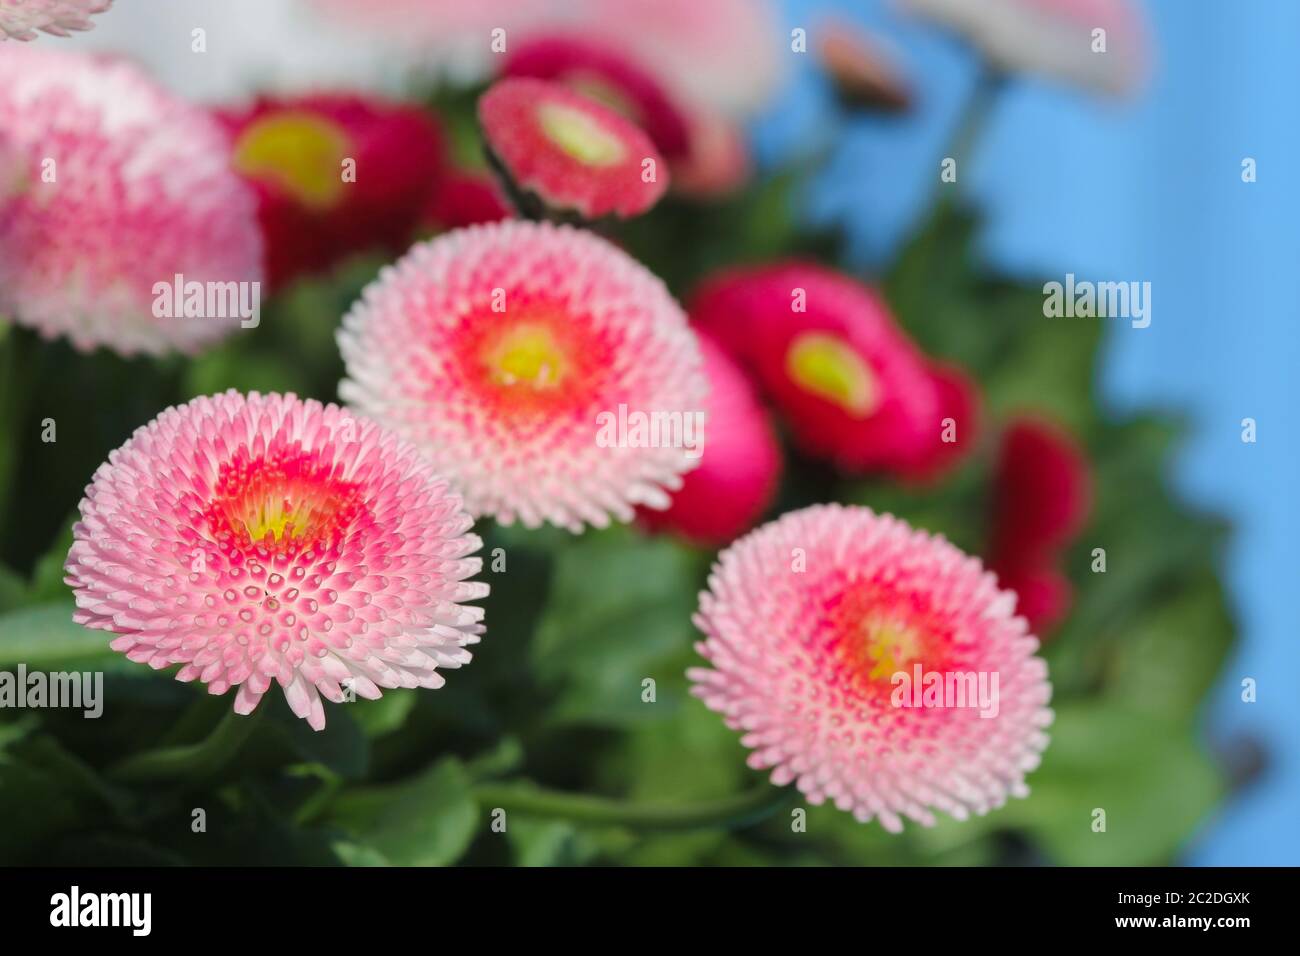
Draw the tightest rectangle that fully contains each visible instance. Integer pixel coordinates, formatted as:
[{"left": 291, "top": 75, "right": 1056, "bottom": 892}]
[
  {"left": 903, "top": 0, "right": 1147, "bottom": 97},
  {"left": 690, "top": 504, "right": 1053, "bottom": 830},
  {"left": 639, "top": 334, "right": 781, "bottom": 547},
  {"left": 339, "top": 220, "right": 707, "bottom": 531},
  {"left": 0, "top": 47, "right": 263, "bottom": 356},
  {"left": 502, "top": 34, "right": 691, "bottom": 159},
  {"left": 987, "top": 417, "right": 1092, "bottom": 634},
  {"left": 690, "top": 263, "right": 976, "bottom": 476},
  {"left": 219, "top": 93, "right": 445, "bottom": 290},
  {"left": 0, "top": 0, "right": 110, "bottom": 41},
  {"left": 479, "top": 77, "right": 667, "bottom": 220},
  {"left": 65, "top": 391, "right": 488, "bottom": 730}
]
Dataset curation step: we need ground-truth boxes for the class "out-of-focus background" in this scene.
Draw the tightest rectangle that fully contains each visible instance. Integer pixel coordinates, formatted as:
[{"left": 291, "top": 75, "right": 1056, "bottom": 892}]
[{"left": 32, "top": 0, "right": 1299, "bottom": 865}]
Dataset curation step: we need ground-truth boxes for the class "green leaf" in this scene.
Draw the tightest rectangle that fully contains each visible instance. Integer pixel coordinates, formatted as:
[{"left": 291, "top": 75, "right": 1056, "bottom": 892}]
[
  {"left": 0, "top": 603, "right": 114, "bottom": 668},
  {"left": 329, "top": 757, "right": 478, "bottom": 866},
  {"left": 531, "top": 528, "right": 698, "bottom": 726},
  {"left": 1005, "top": 703, "right": 1223, "bottom": 865}
]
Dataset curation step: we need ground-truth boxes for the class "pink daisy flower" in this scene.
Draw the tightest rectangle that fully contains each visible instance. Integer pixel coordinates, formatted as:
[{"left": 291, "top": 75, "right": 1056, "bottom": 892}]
[
  {"left": 0, "top": 0, "right": 110, "bottom": 41},
  {"left": 638, "top": 334, "right": 781, "bottom": 547},
  {"left": 502, "top": 34, "right": 692, "bottom": 159},
  {"left": 338, "top": 220, "right": 707, "bottom": 532},
  {"left": 424, "top": 169, "right": 512, "bottom": 232},
  {"left": 479, "top": 77, "right": 668, "bottom": 220},
  {"left": 671, "top": 108, "right": 752, "bottom": 200},
  {"left": 902, "top": 0, "right": 1148, "bottom": 97},
  {"left": 688, "top": 263, "right": 946, "bottom": 474},
  {"left": 0, "top": 47, "right": 262, "bottom": 356},
  {"left": 690, "top": 504, "right": 1054, "bottom": 831},
  {"left": 65, "top": 391, "right": 488, "bottom": 731},
  {"left": 217, "top": 92, "right": 445, "bottom": 292}
]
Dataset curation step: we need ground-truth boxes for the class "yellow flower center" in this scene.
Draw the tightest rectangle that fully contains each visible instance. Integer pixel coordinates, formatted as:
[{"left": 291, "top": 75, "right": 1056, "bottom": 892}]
[
  {"left": 233, "top": 112, "right": 351, "bottom": 210},
  {"left": 861, "top": 617, "right": 923, "bottom": 680},
  {"left": 785, "top": 332, "right": 880, "bottom": 418},
  {"left": 484, "top": 323, "right": 568, "bottom": 389},
  {"left": 537, "top": 101, "right": 626, "bottom": 167}
]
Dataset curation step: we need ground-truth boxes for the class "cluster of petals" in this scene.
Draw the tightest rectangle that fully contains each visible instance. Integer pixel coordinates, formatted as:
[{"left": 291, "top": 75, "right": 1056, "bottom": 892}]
[
  {"left": 689, "top": 263, "right": 977, "bottom": 477},
  {"left": 339, "top": 220, "right": 707, "bottom": 532},
  {"left": 690, "top": 504, "right": 1053, "bottom": 830},
  {"left": 479, "top": 77, "right": 667, "bottom": 220},
  {"left": 65, "top": 391, "right": 488, "bottom": 730},
  {"left": 0, "top": 46, "right": 262, "bottom": 356},
  {"left": 987, "top": 417, "right": 1092, "bottom": 634},
  {"left": 218, "top": 92, "right": 445, "bottom": 290},
  {"left": 0, "top": 0, "right": 111, "bottom": 41}
]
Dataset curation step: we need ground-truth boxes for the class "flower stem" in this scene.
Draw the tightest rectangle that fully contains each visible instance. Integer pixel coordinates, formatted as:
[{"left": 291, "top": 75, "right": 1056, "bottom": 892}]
[
  {"left": 108, "top": 707, "right": 263, "bottom": 785},
  {"left": 471, "top": 781, "right": 791, "bottom": 832}
]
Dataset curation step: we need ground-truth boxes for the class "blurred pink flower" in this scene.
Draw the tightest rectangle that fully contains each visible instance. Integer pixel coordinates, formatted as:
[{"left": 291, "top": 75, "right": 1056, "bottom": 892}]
[
  {"left": 479, "top": 77, "right": 667, "bottom": 220},
  {"left": 817, "top": 18, "right": 913, "bottom": 113},
  {"left": 501, "top": 34, "right": 692, "bottom": 159},
  {"left": 690, "top": 263, "right": 974, "bottom": 477},
  {"left": 690, "top": 504, "right": 1053, "bottom": 831},
  {"left": 902, "top": 0, "right": 1148, "bottom": 97},
  {"left": 312, "top": 0, "right": 784, "bottom": 116},
  {"left": 424, "top": 169, "right": 512, "bottom": 231},
  {"left": 671, "top": 108, "right": 753, "bottom": 200},
  {"left": 0, "top": 0, "right": 111, "bottom": 41},
  {"left": 65, "top": 391, "right": 488, "bottom": 730},
  {"left": 339, "top": 221, "right": 707, "bottom": 531},
  {"left": 0, "top": 47, "right": 262, "bottom": 355},
  {"left": 639, "top": 334, "right": 781, "bottom": 547},
  {"left": 217, "top": 92, "right": 445, "bottom": 291}
]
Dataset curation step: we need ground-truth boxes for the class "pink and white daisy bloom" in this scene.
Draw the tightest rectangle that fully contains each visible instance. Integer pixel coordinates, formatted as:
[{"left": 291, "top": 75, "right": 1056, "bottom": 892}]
[
  {"left": 479, "top": 77, "right": 668, "bottom": 220},
  {"left": 65, "top": 391, "right": 488, "bottom": 731},
  {"left": 0, "top": 0, "right": 110, "bottom": 41},
  {"left": 0, "top": 47, "right": 262, "bottom": 356},
  {"left": 902, "top": 0, "right": 1148, "bottom": 97},
  {"left": 339, "top": 220, "right": 707, "bottom": 532},
  {"left": 690, "top": 504, "right": 1053, "bottom": 831}
]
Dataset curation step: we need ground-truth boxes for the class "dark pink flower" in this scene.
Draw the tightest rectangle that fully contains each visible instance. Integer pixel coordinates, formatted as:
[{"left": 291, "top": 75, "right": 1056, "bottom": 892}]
[{"left": 639, "top": 334, "right": 781, "bottom": 546}]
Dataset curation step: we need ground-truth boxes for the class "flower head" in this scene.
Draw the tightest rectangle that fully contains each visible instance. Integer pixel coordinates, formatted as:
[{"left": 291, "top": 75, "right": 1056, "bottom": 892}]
[
  {"left": 502, "top": 34, "right": 691, "bottom": 159},
  {"left": 671, "top": 108, "right": 752, "bottom": 199},
  {"left": 817, "top": 19, "right": 912, "bottom": 112},
  {"left": 0, "top": 0, "right": 110, "bottom": 41},
  {"left": 903, "top": 0, "right": 1147, "bottom": 97},
  {"left": 0, "top": 47, "right": 262, "bottom": 355},
  {"left": 65, "top": 391, "right": 488, "bottom": 731},
  {"left": 339, "top": 220, "right": 707, "bottom": 531},
  {"left": 690, "top": 504, "right": 1053, "bottom": 830},
  {"left": 987, "top": 417, "right": 1092, "bottom": 635},
  {"left": 219, "top": 93, "right": 444, "bottom": 290},
  {"left": 689, "top": 263, "right": 954, "bottom": 475},
  {"left": 639, "top": 334, "right": 781, "bottom": 547},
  {"left": 479, "top": 77, "right": 667, "bottom": 220}
]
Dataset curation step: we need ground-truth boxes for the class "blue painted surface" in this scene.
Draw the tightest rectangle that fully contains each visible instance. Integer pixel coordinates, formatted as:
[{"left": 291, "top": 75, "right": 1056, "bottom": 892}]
[{"left": 758, "top": 0, "right": 1299, "bottom": 864}]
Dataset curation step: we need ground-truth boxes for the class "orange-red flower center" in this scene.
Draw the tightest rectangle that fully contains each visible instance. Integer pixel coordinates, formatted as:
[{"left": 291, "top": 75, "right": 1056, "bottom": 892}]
[{"left": 204, "top": 444, "right": 367, "bottom": 557}]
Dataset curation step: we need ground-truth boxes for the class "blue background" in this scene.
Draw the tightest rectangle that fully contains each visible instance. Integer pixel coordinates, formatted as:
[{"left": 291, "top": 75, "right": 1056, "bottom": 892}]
[{"left": 756, "top": 0, "right": 1299, "bottom": 865}]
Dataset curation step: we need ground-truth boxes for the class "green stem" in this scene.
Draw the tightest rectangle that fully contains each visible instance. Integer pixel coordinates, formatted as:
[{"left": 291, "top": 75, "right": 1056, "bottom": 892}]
[
  {"left": 471, "top": 782, "right": 791, "bottom": 832},
  {"left": 0, "top": 324, "right": 39, "bottom": 549},
  {"left": 108, "top": 707, "right": 264, "bottom": 785}
]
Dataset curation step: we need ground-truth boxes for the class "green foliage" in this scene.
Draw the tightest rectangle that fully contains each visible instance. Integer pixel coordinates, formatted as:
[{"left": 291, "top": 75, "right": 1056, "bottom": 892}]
[{"left": 0, "top": 104, "right": 1236, "bottom": 867}]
